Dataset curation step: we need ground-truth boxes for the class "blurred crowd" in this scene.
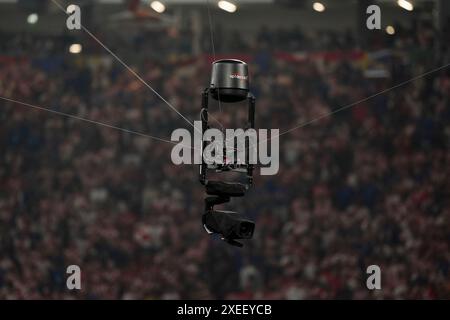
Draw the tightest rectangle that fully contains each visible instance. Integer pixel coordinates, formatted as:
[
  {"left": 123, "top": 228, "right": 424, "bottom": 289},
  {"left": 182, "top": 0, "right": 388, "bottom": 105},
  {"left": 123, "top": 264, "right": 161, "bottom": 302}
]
[{"left": 0, "top": 19, "right": 449, "bottom": 299}]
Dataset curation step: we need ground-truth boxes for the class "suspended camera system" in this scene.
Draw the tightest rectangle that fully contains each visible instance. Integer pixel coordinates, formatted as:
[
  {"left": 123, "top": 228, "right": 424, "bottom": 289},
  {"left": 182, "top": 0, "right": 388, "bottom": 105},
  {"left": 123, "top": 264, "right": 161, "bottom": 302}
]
[{"left": 200, "top": 59, "right": 256, "bottom": 247}]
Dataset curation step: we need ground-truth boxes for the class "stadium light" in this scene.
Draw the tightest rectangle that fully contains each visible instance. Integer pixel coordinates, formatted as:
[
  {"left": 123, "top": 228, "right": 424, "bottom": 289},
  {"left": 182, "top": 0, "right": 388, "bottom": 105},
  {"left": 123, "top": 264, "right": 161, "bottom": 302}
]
[
  {"left": 69, "top": 44, "right": 83, "bottom": 54},
  {"left": 27, "top": 13, "right": 38, "bottom": 25},
  {"left": 150, "top": 1, "right": 166, "bottom": 13},
  {"left": 386, "top": 25, "right": 395, "bottom": 35},
  {"left": 397, "top": 0, "right": 414, "bottom": 11},
  {"left": 218, "top": 1, "right": 237, "bottom": 13},
  {"left": 313, "top": 2, "right": 325, "bottom": 12}
]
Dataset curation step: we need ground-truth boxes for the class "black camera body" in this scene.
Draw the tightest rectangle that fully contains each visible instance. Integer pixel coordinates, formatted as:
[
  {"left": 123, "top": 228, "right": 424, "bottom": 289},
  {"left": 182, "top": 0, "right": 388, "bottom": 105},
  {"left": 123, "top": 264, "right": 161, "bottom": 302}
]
[
  {"left": 202, "top": 192, "right": 255, "bottom": 247},
  {"left": 203, "top": 210, "right": 255, "bottom": 247}
]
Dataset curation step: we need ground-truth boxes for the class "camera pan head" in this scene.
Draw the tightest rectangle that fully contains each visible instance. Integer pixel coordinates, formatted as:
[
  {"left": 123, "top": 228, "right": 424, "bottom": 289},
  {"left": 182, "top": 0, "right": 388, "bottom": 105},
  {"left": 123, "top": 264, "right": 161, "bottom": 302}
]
[{"left": 210, "top": 59, "right": 249, "bottom": 103}]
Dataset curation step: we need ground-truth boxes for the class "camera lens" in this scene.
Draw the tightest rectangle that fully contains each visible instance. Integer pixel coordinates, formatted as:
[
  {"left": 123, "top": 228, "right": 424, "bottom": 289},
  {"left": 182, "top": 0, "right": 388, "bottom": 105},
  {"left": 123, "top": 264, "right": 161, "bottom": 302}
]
[{"left": 239, "top": 221, "right": 254, "bottom": 238}]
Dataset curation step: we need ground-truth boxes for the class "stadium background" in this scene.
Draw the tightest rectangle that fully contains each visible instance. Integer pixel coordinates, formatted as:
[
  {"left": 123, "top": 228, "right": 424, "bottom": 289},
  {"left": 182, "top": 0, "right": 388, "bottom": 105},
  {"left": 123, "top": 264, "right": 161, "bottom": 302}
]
[{"left": 0, "top": 0, "right": 449, "bottom": 299}]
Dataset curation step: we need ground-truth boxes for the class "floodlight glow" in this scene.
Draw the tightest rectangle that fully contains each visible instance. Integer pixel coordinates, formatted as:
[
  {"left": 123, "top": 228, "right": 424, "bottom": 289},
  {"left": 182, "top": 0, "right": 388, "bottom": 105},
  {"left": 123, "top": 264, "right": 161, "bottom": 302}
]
[
  {"left": 397, "top": 0, "right": 414, "bottom": 11},
  {"left": 386, "top": 25, "right": 395, "bottom": 35},
  {"left": 150, "top": 1, "right": 166, "bottom": 13},
  {"left": 218, "top": 1, "right": 237, "bottom": 13},
  {"left": 69, "top": 44, "right": 82, "bottom": 54},
  {"left": 27, "top": 13, "right": 38, "bottom": 24},
  {"left": 313, "top": 2, "right": 325, "bottom": 12}
]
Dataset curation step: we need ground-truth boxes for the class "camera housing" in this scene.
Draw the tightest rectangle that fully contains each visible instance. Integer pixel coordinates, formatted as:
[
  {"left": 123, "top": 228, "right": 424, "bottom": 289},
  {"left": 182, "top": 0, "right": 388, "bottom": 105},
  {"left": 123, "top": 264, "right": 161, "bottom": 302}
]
[
  {"left": 203, "top": 209, "right": 255, "bottom": 247},
  {"left": 210, "top": 59, "right": 249, "bottom": 103},
  {"left": 205, "top": 180, "right": 246, "bottom": 197}
]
